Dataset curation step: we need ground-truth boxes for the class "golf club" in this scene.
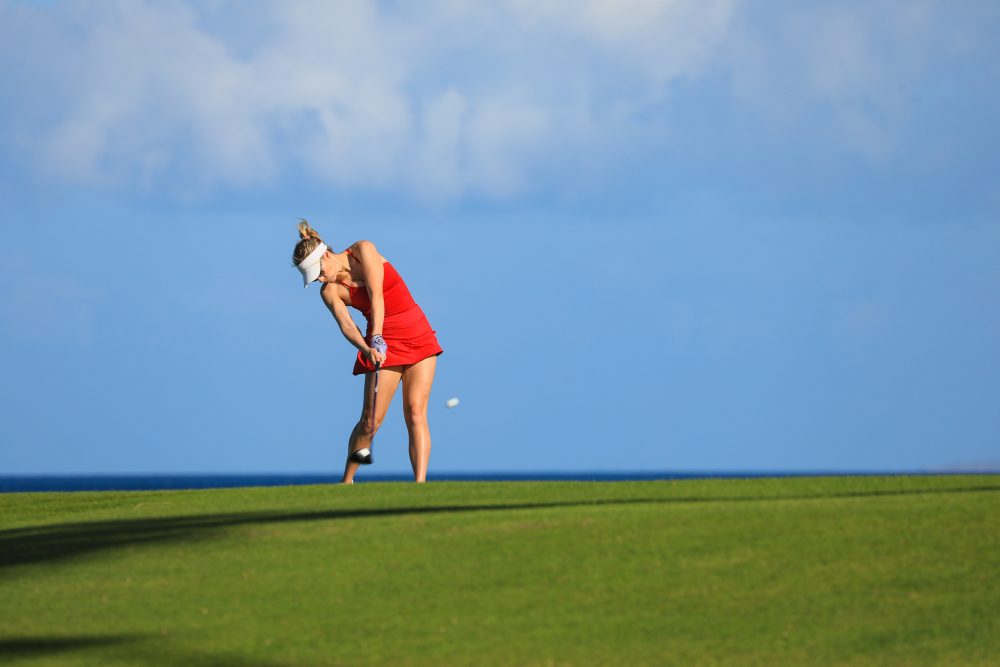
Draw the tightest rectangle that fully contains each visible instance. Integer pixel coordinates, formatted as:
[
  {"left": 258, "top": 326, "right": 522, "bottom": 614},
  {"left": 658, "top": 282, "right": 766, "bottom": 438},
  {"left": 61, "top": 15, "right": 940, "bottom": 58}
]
[{"left": 350, "top": 360, "right": 380, "bottom": 465}]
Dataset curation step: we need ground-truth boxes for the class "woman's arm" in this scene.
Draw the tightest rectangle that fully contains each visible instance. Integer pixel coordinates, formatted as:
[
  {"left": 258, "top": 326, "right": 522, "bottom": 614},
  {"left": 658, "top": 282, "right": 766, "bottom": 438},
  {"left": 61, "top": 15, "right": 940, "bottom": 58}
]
[
  {"left": 321, "top": 285, "right": 374, "bottom": 357},
  {"left": 352, "top": 240, "right": 385, "bottom": 339}
]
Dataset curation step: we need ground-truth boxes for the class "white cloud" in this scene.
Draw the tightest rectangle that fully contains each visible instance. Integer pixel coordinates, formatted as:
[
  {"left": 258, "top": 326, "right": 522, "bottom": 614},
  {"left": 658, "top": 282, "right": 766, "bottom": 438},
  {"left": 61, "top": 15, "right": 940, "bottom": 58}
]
[
  {"left": 413, "top": 89, "right": 468, "bottom": 198},
  {"left": 0, "top": 0, "right": 742, "bottom": 198},
  {"left": 723, "top": 2, "right": 967, "bottom": 160},
  {"left": 0, "top": 0, "right": 995, "bottom": 199}
]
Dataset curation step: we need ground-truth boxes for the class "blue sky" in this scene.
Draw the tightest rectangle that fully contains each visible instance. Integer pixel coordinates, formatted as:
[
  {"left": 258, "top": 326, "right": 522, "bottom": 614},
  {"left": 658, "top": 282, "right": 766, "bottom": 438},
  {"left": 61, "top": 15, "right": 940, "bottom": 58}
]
[{"left": 1, "top": 0, "right": 999, "bottom": 476}]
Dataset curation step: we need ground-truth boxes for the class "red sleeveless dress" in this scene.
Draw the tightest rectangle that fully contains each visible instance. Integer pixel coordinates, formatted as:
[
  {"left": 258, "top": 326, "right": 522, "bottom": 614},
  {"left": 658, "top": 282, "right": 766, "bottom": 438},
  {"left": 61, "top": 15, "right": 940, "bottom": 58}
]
[{"left": 341, "top": 250, "right": 443, "bottom": 375}]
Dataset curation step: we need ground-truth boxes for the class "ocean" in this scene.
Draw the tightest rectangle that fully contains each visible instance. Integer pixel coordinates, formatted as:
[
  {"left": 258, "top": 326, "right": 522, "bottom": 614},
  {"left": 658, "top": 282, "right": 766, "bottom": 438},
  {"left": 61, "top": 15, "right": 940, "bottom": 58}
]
[{"left": 0, "top": 471, "right": 956, "bottom": 493}]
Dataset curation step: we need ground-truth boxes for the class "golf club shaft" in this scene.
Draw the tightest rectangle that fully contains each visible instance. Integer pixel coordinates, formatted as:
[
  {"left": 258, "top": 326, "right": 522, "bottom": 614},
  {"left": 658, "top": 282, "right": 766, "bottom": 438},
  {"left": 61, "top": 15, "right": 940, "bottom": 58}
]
[{"left": 367, "top": 361, "right": 381, "bottom": 434}]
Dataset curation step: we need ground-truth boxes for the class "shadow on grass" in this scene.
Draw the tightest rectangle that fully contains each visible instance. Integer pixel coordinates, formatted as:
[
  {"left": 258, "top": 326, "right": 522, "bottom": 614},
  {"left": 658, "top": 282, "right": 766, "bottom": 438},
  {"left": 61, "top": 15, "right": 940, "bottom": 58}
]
[
  {"left": 0, "top": 634, "right": 296, "bottom": 666},
  {"left": 0, "top": 634, "right": 142, "bottom": 659},
  {"left": 2, "top": 484, "right": 999, "bottom": 571}
]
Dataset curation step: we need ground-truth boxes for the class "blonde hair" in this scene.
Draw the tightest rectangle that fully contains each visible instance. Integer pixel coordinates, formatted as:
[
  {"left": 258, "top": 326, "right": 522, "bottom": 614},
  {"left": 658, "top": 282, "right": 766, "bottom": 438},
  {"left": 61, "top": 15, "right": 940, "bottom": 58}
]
[{"left": 292, "top": 218, "right": 325, "bottom": 265}]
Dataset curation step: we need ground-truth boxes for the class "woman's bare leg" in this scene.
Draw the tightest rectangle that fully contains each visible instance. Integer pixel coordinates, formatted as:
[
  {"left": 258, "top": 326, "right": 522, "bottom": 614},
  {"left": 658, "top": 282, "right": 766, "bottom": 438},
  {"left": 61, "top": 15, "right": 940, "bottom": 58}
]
[
  {"left": 342, "top": 367, "right": 403, "bottom": 484},
  {"left": 401, "top": 355, "right": 438, "bottom": 483}
]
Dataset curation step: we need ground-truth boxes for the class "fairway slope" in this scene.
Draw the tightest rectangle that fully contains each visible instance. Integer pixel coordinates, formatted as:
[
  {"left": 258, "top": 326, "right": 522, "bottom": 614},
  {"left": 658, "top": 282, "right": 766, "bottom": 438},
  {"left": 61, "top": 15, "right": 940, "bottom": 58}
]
[{"left": 2, "top": 476, "right": 998, "bottom": 666}]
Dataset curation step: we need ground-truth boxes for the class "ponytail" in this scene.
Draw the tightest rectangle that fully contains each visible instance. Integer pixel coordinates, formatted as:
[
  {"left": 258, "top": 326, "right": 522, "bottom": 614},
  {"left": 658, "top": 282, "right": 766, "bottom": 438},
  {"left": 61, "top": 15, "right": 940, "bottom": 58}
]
[{"left": 292, "top": 218, "right": 325, "bottom": 265}]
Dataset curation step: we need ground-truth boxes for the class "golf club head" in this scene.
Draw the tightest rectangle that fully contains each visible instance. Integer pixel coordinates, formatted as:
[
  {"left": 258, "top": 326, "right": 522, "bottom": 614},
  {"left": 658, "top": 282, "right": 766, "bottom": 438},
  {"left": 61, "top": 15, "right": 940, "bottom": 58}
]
[{"left": 350, "top": 447, "right": 373, "bottom": 465}]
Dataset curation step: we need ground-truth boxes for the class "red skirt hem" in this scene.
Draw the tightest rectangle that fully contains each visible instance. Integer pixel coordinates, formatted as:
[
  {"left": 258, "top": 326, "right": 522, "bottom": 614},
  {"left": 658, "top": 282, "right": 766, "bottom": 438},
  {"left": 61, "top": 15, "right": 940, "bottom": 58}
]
[
  {"left": 352, "top": 348, "right": 442, "bottom": 375},
  {"left": 351, "top": 305, "right": 443, "bottom": 375}
]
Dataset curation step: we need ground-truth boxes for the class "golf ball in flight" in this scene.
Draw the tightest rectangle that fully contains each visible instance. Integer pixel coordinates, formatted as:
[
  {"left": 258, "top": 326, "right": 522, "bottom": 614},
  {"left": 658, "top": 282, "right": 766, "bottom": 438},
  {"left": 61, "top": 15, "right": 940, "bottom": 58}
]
[{"left": 445, "top": 397, "right": 460, "bottom": 409}]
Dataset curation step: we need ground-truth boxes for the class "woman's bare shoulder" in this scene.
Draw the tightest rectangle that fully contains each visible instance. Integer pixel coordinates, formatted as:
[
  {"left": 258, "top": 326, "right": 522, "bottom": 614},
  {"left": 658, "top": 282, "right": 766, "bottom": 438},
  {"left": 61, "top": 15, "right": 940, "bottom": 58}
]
[{"left": 348, "top": 240, "right": 386, "bottom": 263}]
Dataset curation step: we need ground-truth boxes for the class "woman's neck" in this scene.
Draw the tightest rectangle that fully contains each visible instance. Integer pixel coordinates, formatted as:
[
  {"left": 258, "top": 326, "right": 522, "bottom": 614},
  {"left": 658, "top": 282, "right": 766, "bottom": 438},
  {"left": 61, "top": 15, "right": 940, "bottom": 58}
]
[{"left": 334, "top": 251, "right": 355, "bottom": 284}]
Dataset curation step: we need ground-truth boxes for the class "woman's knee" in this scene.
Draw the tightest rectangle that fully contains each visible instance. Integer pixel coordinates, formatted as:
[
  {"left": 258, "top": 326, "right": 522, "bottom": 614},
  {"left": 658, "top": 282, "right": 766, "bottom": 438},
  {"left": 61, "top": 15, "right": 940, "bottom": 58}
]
[
  {"left": 403, "top": 405, "right": 427, "bottom": 428},
  {"left": 357, "top": 413, "right": 382, "bottom": 437}
]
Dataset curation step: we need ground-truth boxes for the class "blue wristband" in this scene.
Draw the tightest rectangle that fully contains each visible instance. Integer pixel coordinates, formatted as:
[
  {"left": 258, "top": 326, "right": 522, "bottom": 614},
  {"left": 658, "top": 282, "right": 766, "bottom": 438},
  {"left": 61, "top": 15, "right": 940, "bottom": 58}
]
[{"left": 371, "top": 334, "right": 388, "bottom": 355}]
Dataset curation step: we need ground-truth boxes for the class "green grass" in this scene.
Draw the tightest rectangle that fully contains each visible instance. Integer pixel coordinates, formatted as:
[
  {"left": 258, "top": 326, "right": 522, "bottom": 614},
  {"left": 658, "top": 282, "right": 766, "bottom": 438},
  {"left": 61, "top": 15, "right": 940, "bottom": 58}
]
[{"left": 1, "top": 475, "right": 998, "bottom": 666}]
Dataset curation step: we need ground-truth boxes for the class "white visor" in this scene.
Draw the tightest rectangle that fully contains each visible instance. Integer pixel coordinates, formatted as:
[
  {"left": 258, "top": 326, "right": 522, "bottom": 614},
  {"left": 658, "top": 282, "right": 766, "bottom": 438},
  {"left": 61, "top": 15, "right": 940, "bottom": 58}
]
[{"left": 294, "top": 242, "right": 327, "bottom": 287}]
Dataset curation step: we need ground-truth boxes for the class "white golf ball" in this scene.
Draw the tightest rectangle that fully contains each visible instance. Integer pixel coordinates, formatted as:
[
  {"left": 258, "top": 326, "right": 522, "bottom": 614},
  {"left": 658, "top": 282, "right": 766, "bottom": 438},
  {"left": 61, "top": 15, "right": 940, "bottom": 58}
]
[{"left": 445, "top": 397, "right": 460, "bottom": 409}]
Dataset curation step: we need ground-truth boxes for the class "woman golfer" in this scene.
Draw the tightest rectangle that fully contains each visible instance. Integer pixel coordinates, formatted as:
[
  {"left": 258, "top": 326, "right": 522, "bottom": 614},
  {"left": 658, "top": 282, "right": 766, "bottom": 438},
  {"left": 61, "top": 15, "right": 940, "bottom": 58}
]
[{"left": 292, "top": 220, "right": 442, "bottom": 484}]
